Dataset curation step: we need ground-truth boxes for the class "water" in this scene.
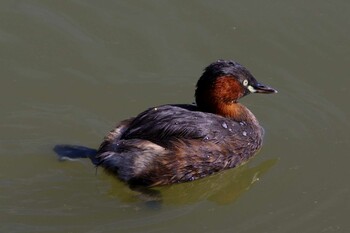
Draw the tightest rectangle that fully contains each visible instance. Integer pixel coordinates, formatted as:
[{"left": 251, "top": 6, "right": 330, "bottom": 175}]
[{"left": 1, "top": 1, "right": 349, "bottom": 232}]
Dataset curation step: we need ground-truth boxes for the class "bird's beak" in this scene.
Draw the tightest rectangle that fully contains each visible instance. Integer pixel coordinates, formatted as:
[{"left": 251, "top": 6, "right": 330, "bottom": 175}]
[{"left": 248, "top": 82, "right": 278, "bottom": 94}]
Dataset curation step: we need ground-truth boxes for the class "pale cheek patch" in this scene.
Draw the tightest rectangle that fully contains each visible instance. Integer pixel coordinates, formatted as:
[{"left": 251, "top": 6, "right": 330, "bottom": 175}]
[{"left": 248, "top": 85, "right": 257, "bottom": 93}]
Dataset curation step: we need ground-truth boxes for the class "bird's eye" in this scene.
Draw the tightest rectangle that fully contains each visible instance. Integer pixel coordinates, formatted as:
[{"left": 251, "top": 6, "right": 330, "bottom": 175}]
[{"left": 243, "top": 79, "right": 248, "bottom": 86}]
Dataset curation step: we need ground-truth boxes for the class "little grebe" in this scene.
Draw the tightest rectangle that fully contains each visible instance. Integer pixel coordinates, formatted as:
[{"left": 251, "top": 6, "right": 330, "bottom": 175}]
[{"left": 95, "top": 59, "right": 277, "bottom": 187}]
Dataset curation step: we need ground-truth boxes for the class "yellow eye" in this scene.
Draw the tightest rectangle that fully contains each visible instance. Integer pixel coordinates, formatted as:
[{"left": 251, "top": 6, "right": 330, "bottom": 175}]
[{"left": 243, "top": 79, "right": 248, "bottom": 86}]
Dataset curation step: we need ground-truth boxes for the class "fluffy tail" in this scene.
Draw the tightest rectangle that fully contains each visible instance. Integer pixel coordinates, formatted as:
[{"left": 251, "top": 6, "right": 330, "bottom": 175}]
[{"left": 53, "top": 144, "right": 99, "bottom": 165}]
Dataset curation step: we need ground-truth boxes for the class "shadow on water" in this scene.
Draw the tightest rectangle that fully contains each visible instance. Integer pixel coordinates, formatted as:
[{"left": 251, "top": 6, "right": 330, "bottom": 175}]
[{"left": 53, "top": 144, "right": 99, "bottom": 164}]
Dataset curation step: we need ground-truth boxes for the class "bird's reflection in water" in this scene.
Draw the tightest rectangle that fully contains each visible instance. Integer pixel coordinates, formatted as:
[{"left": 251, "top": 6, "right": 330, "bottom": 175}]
[{"left": 103, "top": 158, "right": 277, "bottom": 207}]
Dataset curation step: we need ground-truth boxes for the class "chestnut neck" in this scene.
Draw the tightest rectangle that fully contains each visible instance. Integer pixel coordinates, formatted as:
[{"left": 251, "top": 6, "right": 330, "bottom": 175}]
[
  {"left": 202, "top": 101, "right": 258, "bottom": 123},
  {"left": 195, "top": 76, "right": 257, "bottom": 123}
]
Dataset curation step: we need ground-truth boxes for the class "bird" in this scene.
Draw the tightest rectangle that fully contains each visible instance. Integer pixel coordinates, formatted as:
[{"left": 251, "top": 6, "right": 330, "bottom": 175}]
[{"left": 54, "top": 59, "right": 277, "bottom": 188}]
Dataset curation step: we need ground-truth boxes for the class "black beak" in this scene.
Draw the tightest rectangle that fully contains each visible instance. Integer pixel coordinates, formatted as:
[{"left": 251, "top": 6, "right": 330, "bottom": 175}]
[{"left": 250, "top": 82, "right": 278, "bottom": 94}]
